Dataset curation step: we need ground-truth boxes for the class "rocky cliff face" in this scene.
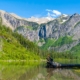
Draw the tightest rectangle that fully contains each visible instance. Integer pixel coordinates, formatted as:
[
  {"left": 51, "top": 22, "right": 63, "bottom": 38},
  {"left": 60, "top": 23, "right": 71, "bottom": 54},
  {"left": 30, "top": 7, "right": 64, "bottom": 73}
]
[
  {"left": 0, "top": 10, "right": 39, "bottom": 41},
  {"left": 16, "top": 26, "right": 39, "bottom": 41},
  {"left": 50, "top": 40, "right": 80, "bottom": 52},
  {"left": 1, "top": 10, "right": 80, "bottom": 52},
  {"left": 0, "top": 10, "right": 39, "bottom": 30},
  {"left": 39, "top": 13, "right": 80, "bottom": 40},
  {"left": 39, "top": 13, "right": 80, "bottom": 51}
]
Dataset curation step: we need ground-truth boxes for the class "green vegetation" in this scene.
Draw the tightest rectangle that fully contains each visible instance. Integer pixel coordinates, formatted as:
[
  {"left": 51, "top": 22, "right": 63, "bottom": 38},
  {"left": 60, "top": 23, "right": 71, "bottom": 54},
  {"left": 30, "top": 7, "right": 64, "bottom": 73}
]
[
  {"left": 40, "top": 36, "right": 73, "bottom": 50},
  {"left": 40, "top": 38, "right": 55, "bottom": 50},
  {"left": 15, "top": 26, "right": 23, "bottom": 31},
  {"left": 52, "top": 36, "right": 73, "bottom": 47},
  {"left": 15, "top": 24, "right": 39, "bottom": 31},
  {"left": 0, "top": 17, "right": 2, "bottom": 25},
  {"left": 12, "top": 32, "right": 37, "bottom": 51},
  {"left": 28, "top": 22, "right": 39, "bottom": 30},
  {"left": 39, "top": 36, "right": 79, "bottom": 59},
  {"left": 0, "top": 22, "right": 40, "bottom": 60},
  {"left": 26, "top": 26, "right": 33, "bottom": 30},
  {"left": 39, "top": 38, "right": 45, "bottom": 42},
  {"left": 0, "top": 17, "right": 79, "bottom": 60},
  {"left": 0, "top": 61, "right": 41, "bottom": 80},
  {"left": 15, "top": 26, "right": 33, "bottom": 32},
  {"left": 46, "top": 51, "right": 74, "bottom": 59},
  {"left": 70, "top": 43, "right": 80, "bottom": 59}
]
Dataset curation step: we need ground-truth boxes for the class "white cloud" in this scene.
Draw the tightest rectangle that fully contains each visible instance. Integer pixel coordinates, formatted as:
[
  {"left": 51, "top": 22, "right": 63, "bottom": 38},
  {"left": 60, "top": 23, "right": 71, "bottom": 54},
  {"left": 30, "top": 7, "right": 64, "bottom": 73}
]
[
  {"left": 46, "top": 9, "right": 52, "bottom": 12},
  {"left": 63, "top": 14, "right": 68, "bottom": 17},
  {"left": 52, "top": 10, "right": 61, "bottom": 16},
  {"left": 46, "top": 9, "right": 62, "bottom": 18},
  {"left": 47, "top": 12, "right": 51, "bottom": 17},
  {"left": 51, "top": 14, "right": 56, "bottom": 17}
]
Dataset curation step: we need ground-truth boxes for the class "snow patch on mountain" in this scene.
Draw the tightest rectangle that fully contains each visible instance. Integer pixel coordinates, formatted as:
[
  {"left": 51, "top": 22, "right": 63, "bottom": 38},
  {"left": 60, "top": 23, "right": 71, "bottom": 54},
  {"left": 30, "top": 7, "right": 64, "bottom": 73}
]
[{"left": 26, "top": 16, "right": 54, "bottom": 24}]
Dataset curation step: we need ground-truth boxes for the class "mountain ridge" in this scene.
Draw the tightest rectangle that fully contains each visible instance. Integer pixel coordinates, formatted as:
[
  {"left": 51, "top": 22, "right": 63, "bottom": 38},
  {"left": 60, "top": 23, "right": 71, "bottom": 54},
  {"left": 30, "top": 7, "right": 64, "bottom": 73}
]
[{"left": 1, "top": 10, "right": 80, "bottom": 53}]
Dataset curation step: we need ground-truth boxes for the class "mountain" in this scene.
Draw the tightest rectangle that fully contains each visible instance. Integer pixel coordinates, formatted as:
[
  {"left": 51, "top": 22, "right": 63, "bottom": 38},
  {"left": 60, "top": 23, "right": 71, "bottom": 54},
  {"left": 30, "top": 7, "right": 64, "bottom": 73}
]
[
  {"left": 10, "top": 13, "right": 54, "bottom": 24},
  {"left": 0, "top": 10, "right": 54, "bottom": 42},
  {"left": 39, "top": 13, "right": 80, "bottom": 53},
  {"left": 0, "top": 20, "right": 40, "bottom": 60},
  {"left": 0, "top": 10, "right": 40, "bottom": 41},
  {"left": 1, "top": 10, "right": 80, "bottom": 55},
  {"left": 0, "top": 10, "right": 39, "bottom": 30},
  {"left": 26, "top": 16, "right": 54, "bottom": 24},
  {"left": 10, "top": 13, "right": 23, "bottom": 19}
]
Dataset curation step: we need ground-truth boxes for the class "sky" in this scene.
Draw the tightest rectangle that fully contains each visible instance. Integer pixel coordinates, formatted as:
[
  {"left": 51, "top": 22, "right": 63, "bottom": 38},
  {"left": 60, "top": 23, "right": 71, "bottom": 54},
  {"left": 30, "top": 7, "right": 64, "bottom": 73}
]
[{"left": 0, "top": 0, "right": 80, "bottom": 18}]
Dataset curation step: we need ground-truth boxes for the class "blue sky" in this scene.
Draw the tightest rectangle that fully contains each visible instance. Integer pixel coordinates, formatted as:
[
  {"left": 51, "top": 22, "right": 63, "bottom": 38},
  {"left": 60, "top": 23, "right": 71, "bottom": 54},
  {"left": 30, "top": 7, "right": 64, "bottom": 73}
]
[{"left": 0, "top": 0, "right": 80, "bottom": 18}]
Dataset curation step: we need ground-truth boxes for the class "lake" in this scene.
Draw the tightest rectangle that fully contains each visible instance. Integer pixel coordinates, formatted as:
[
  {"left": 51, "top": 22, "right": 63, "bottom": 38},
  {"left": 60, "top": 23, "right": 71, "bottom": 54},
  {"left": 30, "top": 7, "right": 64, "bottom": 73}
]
[{"left": 0, "top": 60, "right": 80, "bottom": 80}]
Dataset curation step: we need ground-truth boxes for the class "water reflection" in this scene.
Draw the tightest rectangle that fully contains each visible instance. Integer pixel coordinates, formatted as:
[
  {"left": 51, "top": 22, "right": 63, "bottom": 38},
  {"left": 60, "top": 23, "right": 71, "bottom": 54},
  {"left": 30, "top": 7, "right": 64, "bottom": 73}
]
[
  {"left": 0, "top": 61, "right": 80, "bottom": 80},
  {"left": 46, "top": 68, "right": 80, "bottom": 80},
  {"left": 46, "top": 68, "right": 54, "bottom": 80}
]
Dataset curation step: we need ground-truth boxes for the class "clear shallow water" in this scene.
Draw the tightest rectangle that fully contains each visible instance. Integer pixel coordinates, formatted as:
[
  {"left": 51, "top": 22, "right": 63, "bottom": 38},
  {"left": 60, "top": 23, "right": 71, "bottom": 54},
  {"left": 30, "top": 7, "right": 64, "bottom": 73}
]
[{"left": 0, "top": 61, "right": 80, "bottom": 80}]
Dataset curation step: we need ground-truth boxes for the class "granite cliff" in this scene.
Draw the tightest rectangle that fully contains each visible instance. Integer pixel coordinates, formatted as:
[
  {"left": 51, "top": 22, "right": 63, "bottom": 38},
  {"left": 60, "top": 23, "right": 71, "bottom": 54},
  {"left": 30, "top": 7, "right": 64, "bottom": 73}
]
[{"left": 1, "top": 10, "right": 80, "bottom": 52}]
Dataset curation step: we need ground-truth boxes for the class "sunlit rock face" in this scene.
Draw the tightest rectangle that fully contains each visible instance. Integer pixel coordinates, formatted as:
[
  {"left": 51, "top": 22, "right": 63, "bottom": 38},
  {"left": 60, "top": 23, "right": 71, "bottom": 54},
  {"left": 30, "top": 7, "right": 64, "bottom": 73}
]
[
  {"left": 1, "top": 10, "right": 80, "bottom": 51},
  {"left": 0, "top": 10, "right": 39, "bottom": 41}
]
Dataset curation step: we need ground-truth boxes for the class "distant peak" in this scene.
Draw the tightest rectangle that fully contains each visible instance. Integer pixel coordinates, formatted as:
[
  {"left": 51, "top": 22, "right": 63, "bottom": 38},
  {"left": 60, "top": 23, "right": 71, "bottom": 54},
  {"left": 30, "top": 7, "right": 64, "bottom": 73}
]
[
  {"left": 73, "top": 13, "right": 79, "bottom": 16},
  {"left": 63, "top": 14, "right": 68, "bottom": 17},
  {"left": 59, "top": 14, "right": 68, "bottom": 18},
  {"left": 0, "top": 10, "right": 6, "bottom": 13},
  {"left": 26, "top": 16, "right": 54, "bottom": 24}
]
